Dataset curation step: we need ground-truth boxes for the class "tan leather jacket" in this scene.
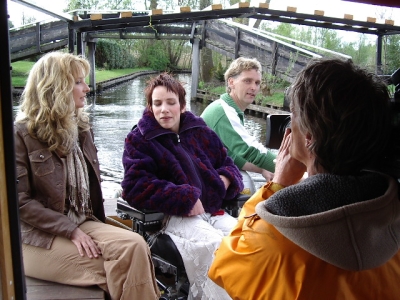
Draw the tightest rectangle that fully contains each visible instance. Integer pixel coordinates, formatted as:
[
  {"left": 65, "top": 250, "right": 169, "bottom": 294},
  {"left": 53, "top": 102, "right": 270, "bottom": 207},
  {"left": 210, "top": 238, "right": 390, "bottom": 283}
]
[{"left": 14, "top": 122, "right": 106, "bottom": 249}]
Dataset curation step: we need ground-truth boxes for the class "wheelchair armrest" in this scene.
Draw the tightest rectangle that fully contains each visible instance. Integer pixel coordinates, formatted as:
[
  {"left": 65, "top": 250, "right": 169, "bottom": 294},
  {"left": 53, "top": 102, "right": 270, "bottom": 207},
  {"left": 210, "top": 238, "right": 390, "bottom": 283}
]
[
  {"left": 222, "top": 194, "right": 251, "bottom": 217},
  {"left": 116, "top": 199, "right": 165, "bottom": 234},
  {"left": 116, "top": 198, "right": 164, "bottom": 222},
  {"left": 222, "top": 194, "right": 250, "bottom": 208}
]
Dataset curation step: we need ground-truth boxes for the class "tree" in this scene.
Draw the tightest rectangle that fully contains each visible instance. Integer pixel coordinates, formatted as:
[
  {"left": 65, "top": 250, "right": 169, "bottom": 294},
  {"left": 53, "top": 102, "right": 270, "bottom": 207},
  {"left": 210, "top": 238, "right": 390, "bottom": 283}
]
[
  {"left": 95, "top": 39, "right": 135, "bottom": 69},
  {"left": 21, "top": 12, "right": 36, "bottom": 25},
  {"left": 230, "top": 0, "right": 249, "bottom": 26},
  {"left": 135, "top": 39, "right": 170, "bottom": 70},
  {"left": 374, "top": 7, "right": 400, "bottom": 74},
  {"left": 137, "top": 0, "right": 191, "bottom": 70},
  {"left": 66, "top": 0, "right": 137, "bottom": 11},
  {"left": 273, "top": 23, "right": 297, "bottom": 39},
  {"left": 295, "top": 26, "right": 342, "bottom": 53},
  {"left": 149, "top": 0, "right": 157, "bottom": 9},
  {"left": 383, "top": 34, "right": 400, "bottom": 74},
  {"left": 352, "top": 36, "right": 375, "bottom": 70},
  {"left": 66, "top": 0, "right": 101, "bottom": 11},
  {"left": 253, "top": 1, "right": 270, "bottom": 28}
]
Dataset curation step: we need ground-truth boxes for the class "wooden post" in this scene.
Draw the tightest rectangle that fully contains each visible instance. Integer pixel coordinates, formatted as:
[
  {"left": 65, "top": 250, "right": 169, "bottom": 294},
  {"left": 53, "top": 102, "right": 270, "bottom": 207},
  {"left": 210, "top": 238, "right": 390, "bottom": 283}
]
[
  {"left": 76, "top": 31, "right": 83, "bottom": 55},
  {"left": 68, "top": 27, "right": 75, "bottom": 54},
  {"left": 191, "top": 37, "right": 200, "bottom": 100},
  {"left": 87, "top": 41, "right": 96, "bottom": 95},
  {"left": 35, "top": 22, "right": 41, "bottom": 53},
  {"left": 234, "top": 28, "right": 240, "bottom": 58},
  {"left": 271, "top": 41, "right": 278, "bottom": 76},
  {"left": 376, "top": 34, "right": 383, "bottom": 75}
]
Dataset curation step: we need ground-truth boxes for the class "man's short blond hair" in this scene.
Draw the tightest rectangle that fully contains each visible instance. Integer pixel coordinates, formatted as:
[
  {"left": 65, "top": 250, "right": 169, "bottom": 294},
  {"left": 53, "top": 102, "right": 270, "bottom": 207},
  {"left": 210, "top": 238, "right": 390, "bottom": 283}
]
[{"left": 224, "top": 57, "right": 262, "bottom": 93}]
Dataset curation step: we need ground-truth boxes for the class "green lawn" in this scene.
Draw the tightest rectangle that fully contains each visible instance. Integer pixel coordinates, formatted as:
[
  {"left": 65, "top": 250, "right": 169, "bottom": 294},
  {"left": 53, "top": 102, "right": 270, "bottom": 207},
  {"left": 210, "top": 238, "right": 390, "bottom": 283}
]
[
  {"left": 209, "top": 85, "right": 284, "bottom": 107},
  {"left": 11, "top": 61, "right": 35, "bottom": 86},
  {"left": 261, "top": 92, "right": 285, "bottom": 107},
  {"left": 11, "top": 60, "right": 151, "bottom": 87}
]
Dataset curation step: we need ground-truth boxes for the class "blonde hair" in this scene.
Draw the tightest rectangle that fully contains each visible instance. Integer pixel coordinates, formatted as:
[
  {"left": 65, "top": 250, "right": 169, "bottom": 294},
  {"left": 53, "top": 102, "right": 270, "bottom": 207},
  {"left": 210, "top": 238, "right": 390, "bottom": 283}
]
[
  {"left": 224, "top": 57, "right": 262, "bottom": 93},
  {"left": 16, "top": 52, "right": 91, "bottom": 155}
]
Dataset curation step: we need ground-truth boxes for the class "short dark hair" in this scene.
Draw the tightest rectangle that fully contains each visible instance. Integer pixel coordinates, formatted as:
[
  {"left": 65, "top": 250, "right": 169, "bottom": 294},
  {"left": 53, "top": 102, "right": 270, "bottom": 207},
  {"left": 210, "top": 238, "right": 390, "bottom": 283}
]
[
  {"left": 289, "top": 58, "right": 391, "bottom": 175},
  {"left": 144, "top": 73, "right": 186, "bottom": 110}
]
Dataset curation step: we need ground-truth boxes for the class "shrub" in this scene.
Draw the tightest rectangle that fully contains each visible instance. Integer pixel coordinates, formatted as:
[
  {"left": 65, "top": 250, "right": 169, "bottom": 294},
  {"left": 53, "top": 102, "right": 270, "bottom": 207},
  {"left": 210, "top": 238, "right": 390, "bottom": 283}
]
[
  {"left": 95, "top": 40, "right": 136, "bottom": 70},
  {"left": 212, "top": 61, "right": 225, "bottom": 82},
  {"left": 135, "top": 40, "right": 170, "bottom": 71}
]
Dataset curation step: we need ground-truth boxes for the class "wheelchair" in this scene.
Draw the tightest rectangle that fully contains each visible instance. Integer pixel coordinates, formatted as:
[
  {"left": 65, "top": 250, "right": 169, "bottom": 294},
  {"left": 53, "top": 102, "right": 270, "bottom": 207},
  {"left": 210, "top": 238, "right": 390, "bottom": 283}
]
[{"left": 116, "top": 171, "right": 256, "bottom": 300}]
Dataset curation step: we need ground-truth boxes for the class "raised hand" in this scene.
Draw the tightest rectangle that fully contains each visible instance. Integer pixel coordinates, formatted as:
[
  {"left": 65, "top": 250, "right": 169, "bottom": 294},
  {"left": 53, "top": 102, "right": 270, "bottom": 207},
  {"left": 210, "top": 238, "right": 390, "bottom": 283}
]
[{"left": 273, "top": 128, "right": 306, "bottom": 187}]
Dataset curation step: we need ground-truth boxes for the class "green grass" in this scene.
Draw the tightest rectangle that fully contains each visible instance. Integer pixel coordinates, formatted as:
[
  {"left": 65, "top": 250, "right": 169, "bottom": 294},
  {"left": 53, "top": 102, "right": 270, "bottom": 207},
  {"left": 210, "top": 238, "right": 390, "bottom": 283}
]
[
  {"left": 261, "top": 92, "right": 285, "bottom": 107},
  {"left": 11, "top": 60, "right": 151, "bottom": 87},
  {"left": 11, "top": 61, "right": 34, "bottom": 86},
  {"left": 210, "top": 86, "right": 226, "bottom": 95},
  {"left": 95, "top": 67, "right": 151, "bottom": 82},
  {"left": 206, "top": 84, "right": 285, "bottom": 107}
]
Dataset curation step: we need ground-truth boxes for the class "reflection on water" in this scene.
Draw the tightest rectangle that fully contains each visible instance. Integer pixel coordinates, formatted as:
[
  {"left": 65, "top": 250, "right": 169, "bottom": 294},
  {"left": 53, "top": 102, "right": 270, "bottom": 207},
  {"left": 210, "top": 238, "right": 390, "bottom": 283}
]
[{"left": 13, "top": 73, "right": 267, "bottom": 198}]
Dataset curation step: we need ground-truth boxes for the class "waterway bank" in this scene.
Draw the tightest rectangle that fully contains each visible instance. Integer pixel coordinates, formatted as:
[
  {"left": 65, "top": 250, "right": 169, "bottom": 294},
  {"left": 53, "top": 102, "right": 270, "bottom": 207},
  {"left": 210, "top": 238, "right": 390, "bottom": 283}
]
[
  {"left": 11, "top": 69, "right": 190, "bottom": 96},
  {"left": 12, "top": 69, "right": 287, "bottom": 119}
]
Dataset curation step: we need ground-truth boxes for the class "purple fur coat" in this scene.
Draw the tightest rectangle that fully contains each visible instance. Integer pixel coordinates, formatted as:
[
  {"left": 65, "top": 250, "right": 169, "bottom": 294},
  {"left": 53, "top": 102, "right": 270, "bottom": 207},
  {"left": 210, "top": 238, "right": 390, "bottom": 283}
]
[{"left": 121, "top": 109, "right": 243, "bottom": 216}]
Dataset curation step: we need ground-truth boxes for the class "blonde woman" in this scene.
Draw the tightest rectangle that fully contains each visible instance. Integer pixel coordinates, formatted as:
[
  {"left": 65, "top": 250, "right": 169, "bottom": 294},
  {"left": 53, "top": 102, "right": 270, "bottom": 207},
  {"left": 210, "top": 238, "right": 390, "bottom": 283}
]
[{"left": 14, "top": 52, "right": 160, "bottom": 300}]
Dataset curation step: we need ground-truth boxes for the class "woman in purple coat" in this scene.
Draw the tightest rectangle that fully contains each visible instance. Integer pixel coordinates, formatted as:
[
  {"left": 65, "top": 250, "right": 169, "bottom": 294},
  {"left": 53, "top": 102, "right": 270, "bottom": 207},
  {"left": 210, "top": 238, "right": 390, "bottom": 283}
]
[{"left": 121, "top": 73, "right": 243, "bottom": 299}]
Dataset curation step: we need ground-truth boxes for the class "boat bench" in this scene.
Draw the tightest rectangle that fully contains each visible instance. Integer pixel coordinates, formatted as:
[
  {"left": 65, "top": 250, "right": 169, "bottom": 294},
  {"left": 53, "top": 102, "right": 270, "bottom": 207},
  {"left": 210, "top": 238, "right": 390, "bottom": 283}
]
[{"left": 25, "top": 276, "right": 106, "bottom": 300}]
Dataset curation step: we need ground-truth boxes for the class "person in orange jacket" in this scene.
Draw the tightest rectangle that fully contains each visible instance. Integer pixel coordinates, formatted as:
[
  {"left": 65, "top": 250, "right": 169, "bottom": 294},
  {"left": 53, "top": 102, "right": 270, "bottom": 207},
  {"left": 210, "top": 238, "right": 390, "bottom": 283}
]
[{"left": 206, "top": 58, "right": 400, "bottom": 300}]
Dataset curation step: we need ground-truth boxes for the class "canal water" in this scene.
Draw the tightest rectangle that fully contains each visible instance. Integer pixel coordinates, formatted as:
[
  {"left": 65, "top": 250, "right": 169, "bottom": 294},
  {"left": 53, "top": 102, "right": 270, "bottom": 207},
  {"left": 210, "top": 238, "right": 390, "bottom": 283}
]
[{"left": 13, "top": 73, "right": 268, "bottom": 198}]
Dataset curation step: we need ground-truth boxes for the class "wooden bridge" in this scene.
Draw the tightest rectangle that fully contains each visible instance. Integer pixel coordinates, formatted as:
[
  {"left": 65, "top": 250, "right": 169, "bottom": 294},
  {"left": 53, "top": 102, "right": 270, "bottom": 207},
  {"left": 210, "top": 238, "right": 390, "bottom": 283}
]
[{"left": 9, "top": 1, "right": 400, "bottom": 96}]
